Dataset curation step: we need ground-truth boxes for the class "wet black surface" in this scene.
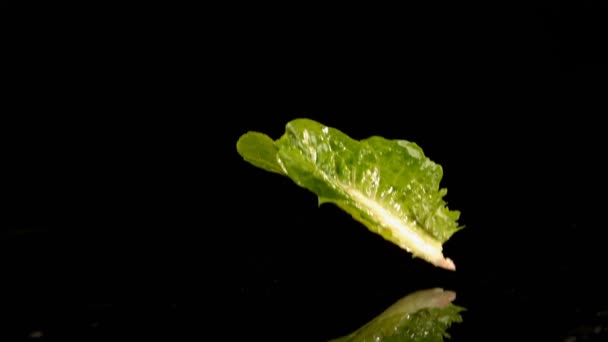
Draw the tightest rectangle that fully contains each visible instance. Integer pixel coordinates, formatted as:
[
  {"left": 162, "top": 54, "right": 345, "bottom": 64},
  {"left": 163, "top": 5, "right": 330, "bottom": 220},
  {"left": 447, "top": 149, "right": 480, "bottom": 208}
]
[{"left": 3, "top": 2, "right": 607, "bottom": 341}]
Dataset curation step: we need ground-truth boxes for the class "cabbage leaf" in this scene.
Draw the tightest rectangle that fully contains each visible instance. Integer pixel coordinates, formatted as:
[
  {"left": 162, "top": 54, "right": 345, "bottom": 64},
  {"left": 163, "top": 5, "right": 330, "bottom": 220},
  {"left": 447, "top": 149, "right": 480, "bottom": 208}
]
[{"left": 237, "top": 119, "right": 462, "bottom": 270}]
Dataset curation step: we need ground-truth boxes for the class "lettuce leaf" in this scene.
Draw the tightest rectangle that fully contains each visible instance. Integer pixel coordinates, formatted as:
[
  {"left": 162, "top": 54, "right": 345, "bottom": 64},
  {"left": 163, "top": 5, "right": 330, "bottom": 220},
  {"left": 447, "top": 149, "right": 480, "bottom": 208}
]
[
  {"left": 237, "top": 118, "right": 462, "bottom": 270},
  {"left": 329, "top": 288, "right": 465, "bottom": 342}
]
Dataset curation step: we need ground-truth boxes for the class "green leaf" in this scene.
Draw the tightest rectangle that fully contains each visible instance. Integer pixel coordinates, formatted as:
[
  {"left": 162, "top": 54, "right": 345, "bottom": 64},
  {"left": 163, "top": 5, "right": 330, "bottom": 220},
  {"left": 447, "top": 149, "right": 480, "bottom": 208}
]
[
  {"left": 329, "top": 288, "right": 465, "bottom": 342},
  {"left": 236, "top": 131, "right": 285, "bottom": 175},
  {"left": 237, "top": 118, "right": 462, "bottom": 270}
]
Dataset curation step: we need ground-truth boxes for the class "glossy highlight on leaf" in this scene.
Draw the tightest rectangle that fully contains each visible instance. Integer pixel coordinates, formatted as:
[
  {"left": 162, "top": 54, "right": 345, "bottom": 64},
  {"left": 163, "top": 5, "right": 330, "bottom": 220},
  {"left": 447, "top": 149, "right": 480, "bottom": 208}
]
[
  {"left": 237, "top": 118, "right": 462, "bottom": 270},
  {"left": 329, "top": 288, "right": 465, "bottom": 342}
]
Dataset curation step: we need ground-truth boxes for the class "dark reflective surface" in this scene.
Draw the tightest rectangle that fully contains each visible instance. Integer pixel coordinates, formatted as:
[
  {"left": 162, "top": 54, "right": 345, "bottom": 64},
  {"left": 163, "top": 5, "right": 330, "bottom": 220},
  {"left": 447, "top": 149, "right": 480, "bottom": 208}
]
[
  {"left": 4, "top": 3, "right": 607, "bottom": 341},
  {"left": 6, "top": 105, "right": 607, "bottom": 340}
]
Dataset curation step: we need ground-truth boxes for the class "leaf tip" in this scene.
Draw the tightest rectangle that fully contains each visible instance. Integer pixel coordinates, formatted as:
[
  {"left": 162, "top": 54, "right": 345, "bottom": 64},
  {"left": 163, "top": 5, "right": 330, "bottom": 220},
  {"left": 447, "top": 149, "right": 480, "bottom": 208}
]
[{"left": 436, "top": 257, "right": 456, "bottom": 271}]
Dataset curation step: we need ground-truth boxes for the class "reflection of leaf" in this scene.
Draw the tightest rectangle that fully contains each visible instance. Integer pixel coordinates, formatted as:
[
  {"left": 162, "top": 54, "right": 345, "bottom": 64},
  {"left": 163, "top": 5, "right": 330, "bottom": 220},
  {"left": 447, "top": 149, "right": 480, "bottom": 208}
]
[
  {"left": 237, "top": 119, "right": 462, "bottom": 270},
  {"left": 329, "top": 288, "right": 465, "bottom": 342}
]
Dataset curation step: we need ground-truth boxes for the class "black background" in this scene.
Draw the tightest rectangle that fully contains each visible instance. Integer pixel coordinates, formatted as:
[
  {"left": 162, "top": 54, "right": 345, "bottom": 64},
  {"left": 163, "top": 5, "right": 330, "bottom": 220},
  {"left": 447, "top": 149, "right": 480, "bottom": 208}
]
[{"left": 3, "top": 2, "right": 607, "bottom": 341}]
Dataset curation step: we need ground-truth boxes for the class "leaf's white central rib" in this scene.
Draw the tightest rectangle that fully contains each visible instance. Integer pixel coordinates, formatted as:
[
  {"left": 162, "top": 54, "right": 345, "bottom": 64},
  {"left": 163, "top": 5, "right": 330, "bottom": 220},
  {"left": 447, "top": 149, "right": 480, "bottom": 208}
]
[{"left": 341, "top": 184, "right": 455, "bottom": 270}]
